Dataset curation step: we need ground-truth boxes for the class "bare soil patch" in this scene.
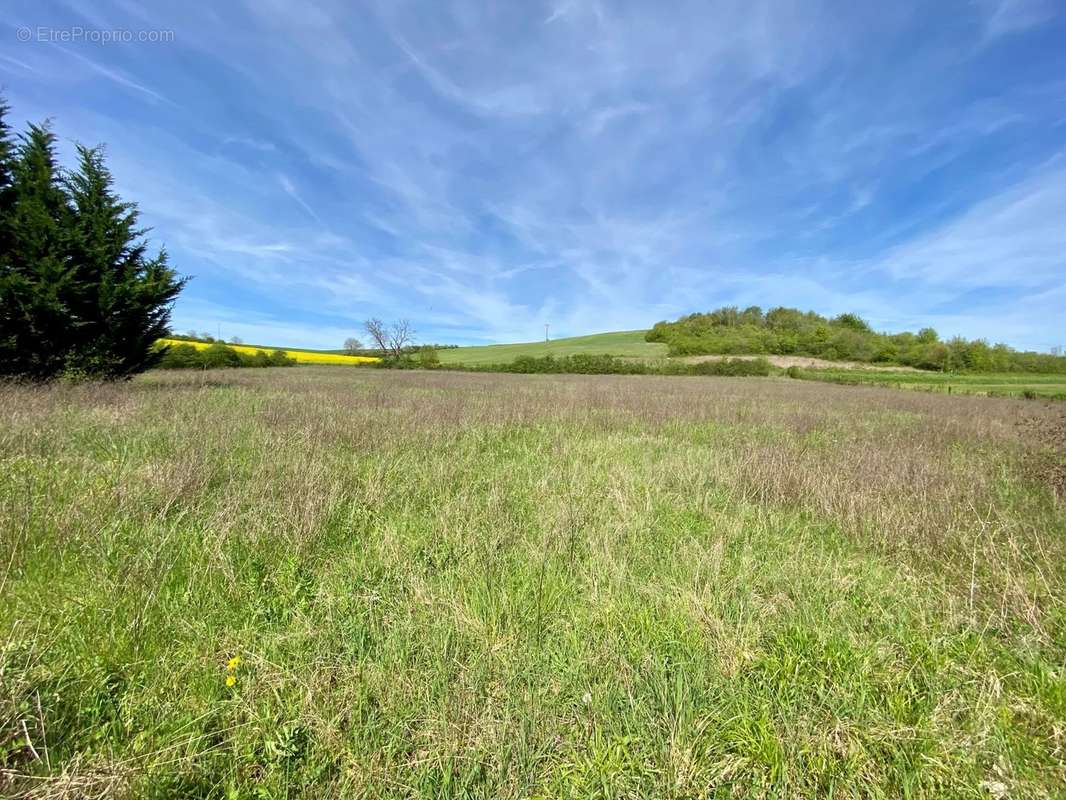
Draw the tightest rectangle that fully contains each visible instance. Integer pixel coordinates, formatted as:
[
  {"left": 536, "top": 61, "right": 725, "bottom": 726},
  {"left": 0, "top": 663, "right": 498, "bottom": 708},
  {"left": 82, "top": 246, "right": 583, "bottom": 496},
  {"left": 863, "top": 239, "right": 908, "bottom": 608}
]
[{"left": 677, "top": 354, "right": 921, "bottom": 371}]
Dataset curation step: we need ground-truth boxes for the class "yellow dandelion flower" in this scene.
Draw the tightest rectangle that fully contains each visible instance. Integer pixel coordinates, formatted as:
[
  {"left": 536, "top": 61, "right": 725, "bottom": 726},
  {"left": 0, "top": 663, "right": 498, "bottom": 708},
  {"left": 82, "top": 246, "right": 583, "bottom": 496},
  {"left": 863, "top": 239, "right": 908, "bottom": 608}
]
[
  {"left": 227, "top": 655, "right": 241, "bottom": 671},
  {"left": 226, "top": 674, "right": 237, "bottom": 687}
]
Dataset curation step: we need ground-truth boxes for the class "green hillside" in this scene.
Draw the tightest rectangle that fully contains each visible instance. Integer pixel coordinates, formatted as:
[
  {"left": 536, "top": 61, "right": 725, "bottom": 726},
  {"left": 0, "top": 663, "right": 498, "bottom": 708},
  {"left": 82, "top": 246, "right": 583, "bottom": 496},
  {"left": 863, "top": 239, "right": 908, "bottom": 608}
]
[
  {"left": 649, "top": 306, "right": 1066, "bottom": 373},
  {"left": 438, "top": 330, "right": 666, "bottom": 365}
]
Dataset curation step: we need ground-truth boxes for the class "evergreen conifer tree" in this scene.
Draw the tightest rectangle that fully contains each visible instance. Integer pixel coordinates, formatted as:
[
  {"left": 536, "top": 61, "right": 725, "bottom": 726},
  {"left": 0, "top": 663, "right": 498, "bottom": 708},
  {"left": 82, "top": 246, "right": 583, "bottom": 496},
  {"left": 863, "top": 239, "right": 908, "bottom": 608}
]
[
  {"left": 0, "top": 99, "right": 13, "bottom": 201},
  {"left": 0, "top": 122, "right": 75, "bottom": 380},
  {"left": 0, "top": 94, "right": 187, "bottom": 381},
  {"left": 64, "top": 145, "right": 185, "bottom": 378},
  {"left": 0, "top": 100, "right": 16, "bottom": 369}
]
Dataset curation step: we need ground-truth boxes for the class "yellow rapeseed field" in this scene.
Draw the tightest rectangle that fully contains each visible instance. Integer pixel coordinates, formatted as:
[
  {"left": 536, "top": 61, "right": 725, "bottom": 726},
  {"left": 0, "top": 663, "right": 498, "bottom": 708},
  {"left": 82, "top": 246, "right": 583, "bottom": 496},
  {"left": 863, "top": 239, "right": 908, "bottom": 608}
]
[{"left": 157, "top": 338, "right": 380, "bottom": 365}]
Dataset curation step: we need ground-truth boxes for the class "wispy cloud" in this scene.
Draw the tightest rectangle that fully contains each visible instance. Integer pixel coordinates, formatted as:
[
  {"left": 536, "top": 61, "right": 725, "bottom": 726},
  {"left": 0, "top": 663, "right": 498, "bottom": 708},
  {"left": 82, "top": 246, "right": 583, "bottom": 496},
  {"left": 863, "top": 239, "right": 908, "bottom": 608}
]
[
  {"left": 871, "top": 161, "right": 1066, "bottom": 289},
  {"left": 979, "top": 0, "right": 1055, "bottom": 38},
  {"left": 4, "top": 0, "right": 1063, "bottom": 351},
  {"left": 51, "top": 45, "right": 174, "bottom": 105},
  {"left": 278, "top": 174, "right": 324, "bottom": 226},
  {"left": 0, "top": 53, "right": 37, "bottom": 73}
]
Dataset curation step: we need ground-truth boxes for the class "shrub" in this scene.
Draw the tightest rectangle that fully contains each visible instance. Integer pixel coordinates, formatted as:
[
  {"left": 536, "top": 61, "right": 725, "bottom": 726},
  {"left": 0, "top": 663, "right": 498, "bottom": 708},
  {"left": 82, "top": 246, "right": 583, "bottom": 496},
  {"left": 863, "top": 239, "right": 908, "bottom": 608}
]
[
  {"left": 690, "top": 357, "right": 772, "bottom": 376},
  {"left": 455, "top": 354, "right": 772, "bottom": 379},
  {"left": 269, "top": 349, "right": 296, "bottom": 367},
  {"left": 199, "top": 343, "right": 243, "bottom": 369},
  {"left": 156, "top": 343, "right": 295, "bottom": 370},
  {"left": 503, "top": 355, "right": 649, "bottom": 375},
  {"left": 416, "top": 346, "right": 441, "bottom": 369},
  {"left": 242, "top": 350, "right": 273, "bottom": 368},
  {"left": 158, "top": 343, "right": 204, "bottom": 370}
]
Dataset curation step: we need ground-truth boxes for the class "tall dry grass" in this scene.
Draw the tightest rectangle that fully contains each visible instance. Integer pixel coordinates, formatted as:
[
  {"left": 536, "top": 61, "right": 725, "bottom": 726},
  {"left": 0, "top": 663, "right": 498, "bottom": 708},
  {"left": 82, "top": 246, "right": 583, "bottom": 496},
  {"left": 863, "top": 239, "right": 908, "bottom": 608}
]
[{"left": 1, "top": 369, "right": 1063, "bottom": 798}]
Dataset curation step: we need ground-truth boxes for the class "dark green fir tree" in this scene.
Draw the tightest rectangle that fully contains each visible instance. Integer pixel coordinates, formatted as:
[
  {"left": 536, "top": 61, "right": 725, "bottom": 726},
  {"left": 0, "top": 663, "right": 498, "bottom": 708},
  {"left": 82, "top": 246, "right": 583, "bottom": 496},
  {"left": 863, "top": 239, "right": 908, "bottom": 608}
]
[
  {"left": 0, "top": 92, "right": 186, "bottom": 381},
  {"left": 63, "top": 145, "right": 186, "bottom": 378},
  {"left": 0, "top": 121, "right": 76, "bottom": 380}
]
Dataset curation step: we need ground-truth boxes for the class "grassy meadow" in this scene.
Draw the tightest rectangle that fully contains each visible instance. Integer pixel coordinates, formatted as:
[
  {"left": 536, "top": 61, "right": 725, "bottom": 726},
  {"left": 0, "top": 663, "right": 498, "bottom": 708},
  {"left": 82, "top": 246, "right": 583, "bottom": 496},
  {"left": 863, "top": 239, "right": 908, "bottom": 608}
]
[
  {"left": 437, "top": 330, "right": 667, "bottom": 365},
  {"left": 1, "top": 368, "right": 1064, "bottom": 798},
  {"left": 795, "top": 369, "right": 1066, "bottom": 400}
]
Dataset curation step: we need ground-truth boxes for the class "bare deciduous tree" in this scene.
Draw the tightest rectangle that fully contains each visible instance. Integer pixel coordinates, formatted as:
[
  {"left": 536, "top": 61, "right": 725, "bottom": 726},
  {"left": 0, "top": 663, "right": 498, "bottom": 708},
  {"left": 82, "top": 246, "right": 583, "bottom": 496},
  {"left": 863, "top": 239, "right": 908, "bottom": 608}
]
[
  {"left": 343, "top": 337, "right": 363, "bottom": 355},
  {"left": 364, "top": 318, "right": 414, "bottom": 360},
  {"left": 390, "top": 319, "right": 414, "bottom": 357},
  {"left": 364, "top": 318, "right": 388, "bottom": 354}
]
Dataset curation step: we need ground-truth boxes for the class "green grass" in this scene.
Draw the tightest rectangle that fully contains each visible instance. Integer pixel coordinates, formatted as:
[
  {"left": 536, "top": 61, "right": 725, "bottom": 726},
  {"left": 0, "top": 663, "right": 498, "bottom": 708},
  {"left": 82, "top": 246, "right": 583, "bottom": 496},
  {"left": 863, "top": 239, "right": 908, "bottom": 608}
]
[
  {"left": 437, "top": 329, "right": 666, "bottom": 365},
  {"left": 1, "top": 370, "right": 1063, "bottom": 797},
  {"left": 795, "top": 368, "right": 1066, "bottom": 399}
]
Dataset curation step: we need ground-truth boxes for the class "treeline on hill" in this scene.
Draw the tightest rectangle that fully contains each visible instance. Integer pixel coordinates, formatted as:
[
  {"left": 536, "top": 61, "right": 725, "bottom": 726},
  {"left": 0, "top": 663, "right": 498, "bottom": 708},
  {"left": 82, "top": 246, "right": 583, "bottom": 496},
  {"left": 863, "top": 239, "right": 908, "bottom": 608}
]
[
  {"left": 646, "top": 306, "right": 1066, "bottom": 373},
  {"left": 455, "top": 354, "right": 772, "bottom": 377},
  {"left": 0, "top": 96, "right": 185, "bottom": 381},
  {"left": 157, "top": 342, "right": 295, "bottom": 370}
]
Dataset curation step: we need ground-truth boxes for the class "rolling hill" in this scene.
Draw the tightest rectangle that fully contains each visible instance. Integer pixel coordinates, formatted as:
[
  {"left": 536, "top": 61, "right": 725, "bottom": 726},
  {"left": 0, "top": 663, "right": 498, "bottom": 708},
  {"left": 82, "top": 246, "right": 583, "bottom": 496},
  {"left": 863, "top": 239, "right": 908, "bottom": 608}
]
[{"left": 436, "top": 330, "right": 666, "bottom": 365}]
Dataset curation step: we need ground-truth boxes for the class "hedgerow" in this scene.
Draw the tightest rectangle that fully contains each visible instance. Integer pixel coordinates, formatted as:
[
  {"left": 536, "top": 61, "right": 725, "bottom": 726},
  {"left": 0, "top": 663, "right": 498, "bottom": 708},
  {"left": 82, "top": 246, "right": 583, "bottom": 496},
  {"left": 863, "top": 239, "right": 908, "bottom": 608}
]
[
  {"left": 157, "top": 342, "right": 295, "bottom": 369},
  {"left": 445, "top": 353, "right": 773, "bottom": 377}
]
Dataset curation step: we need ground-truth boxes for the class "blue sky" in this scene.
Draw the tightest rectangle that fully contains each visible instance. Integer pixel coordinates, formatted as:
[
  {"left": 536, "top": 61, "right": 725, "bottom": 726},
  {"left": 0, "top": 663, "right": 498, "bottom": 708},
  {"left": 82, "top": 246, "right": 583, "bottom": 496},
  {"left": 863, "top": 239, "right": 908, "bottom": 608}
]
[{"left": 2, "top": 1, "right": 1065, "bottom": 350}]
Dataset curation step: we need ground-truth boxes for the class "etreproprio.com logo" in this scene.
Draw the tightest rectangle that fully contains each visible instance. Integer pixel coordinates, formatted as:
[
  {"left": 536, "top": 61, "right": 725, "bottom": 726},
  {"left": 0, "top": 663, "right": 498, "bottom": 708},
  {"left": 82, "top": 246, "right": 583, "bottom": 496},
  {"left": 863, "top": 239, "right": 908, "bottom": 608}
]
[{"left": 16, "top": 26, "right": 175, "bottom": 44}]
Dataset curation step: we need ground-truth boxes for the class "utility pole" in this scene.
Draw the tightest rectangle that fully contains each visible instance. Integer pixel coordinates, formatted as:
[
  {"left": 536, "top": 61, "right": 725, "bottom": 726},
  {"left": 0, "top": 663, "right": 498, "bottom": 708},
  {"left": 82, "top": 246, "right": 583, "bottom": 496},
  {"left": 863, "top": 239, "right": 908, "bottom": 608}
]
[{"left": 545, "top": 323, "right": 549, "bottom": 342}]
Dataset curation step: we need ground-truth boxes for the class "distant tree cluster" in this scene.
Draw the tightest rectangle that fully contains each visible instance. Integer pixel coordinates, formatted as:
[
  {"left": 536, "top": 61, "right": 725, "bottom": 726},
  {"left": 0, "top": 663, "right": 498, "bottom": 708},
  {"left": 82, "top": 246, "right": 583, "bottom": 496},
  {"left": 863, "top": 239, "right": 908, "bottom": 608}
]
[
  {"left": 0, "top": 96, "right": 185, "bottom": 381},
  {"left": 158, "top": 342, "right": 295, "bottom": 370},
  {"left": 646, "top": 306, "right": 1066, "bottom": 373}
]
